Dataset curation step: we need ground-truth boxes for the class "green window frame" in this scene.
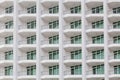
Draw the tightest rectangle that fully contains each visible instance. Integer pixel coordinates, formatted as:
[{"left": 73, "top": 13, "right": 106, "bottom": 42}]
[
  {"left": 5, "top": 66, "right": 13, "bottom": 75},
  {"left": 71, "top": 65, "right": 82, "bottom": 75},
  {"left": 5, "top": 36, "right": 13, "bottom": 44},
  {"left": 27, "top": 65, "right": 36, "bottom": 75},
  {"left": 92, "top": 64, "right": 104, "bottom": 74},
  {"left": 49, "top": 20, "right": 59, "bottom": 29},
  {"left": 114, "top": 65, "right": 120, "bottom": 74},
  {"left": 71, "top": 35, "right": 81, "bottom": 44},
  {"left": 49, "top": 35, "right": 59, "bottom": 44},
  {"left": 113, "top": 36, "right": 120, "bottom": 44},
  {"left": 92, "top": 49, "right": 104, "bottom": 59},
  {"left": 27, "top": 35, "right": 36, "bottom": 44},
  {"left": 113, "top": 7, "right": 120, "bottom": 13},
  {"left": 5, "top": 21, "right": 13, "bottom": 29},
  {"left": 92, "top": 6, "right": 103, "bottom": 13},
  {"left": 92, "top": 35, "right": 104, "bottom": 44},
  {"left": 49, "top": 50, "right": 59, "bottom": 60},
  {"left": 27, "top": 50, "right": 36, "bottom": 60},
  {"left": 71, "top": 50, "right": 82, "bottom": 59},
  {"left": 27, "top": 6, "right": 36, "bottom": 13},
  {"left": 70, "top": 20, "right": 81, "bottom": 29},
  {"left": 113, "top": 21, "right": 120, "bottom": 29},
  {"left": 49, "top": 65, "right": 59, "bottom": 75},
  {"left": 70, "top": 6, "right": 81, "bottom": 13},
  {"left": 114, "top": 50, "right": 120, "bottom": 59},
  {"left": 27, "top": 20, "right": 36, "bottom": 29},
  {"left": 49, "top": 6, "right": 59, "bottom": 14},
  {"left": 92, "top": 20, "right": 103, "bottom": 29},
  {"left": 5, "top": 50, "right": 13, "bottom": 60},
  {"left": 5, "top": 6, "right": 13, "bottom": 13}
]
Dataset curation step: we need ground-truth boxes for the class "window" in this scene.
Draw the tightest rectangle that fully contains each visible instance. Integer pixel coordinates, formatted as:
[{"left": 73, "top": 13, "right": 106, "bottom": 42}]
[
  {"left": 114, "top": 50, "right": 120, "bottom": 59},
  {"left": 27, "top": 35, "right": 36, "bottom": 44},
  {"left": 92, "top": 20, "right": 103, "bottom": 29},
  {"left": 5, "top": 50, "right": 13, "bottom": 60},
  {"left": 71, "top": 35, "right": 81, "bottom": 44},
  {"left": 92, "top": 64, "right": 104, "bottom": 74},
  {"left": 92, "top": 6, "right": 103, "bottom": 13},
  {"left": 71, "top": 50, "right": 82, "bottom": 59},
  {"left": 27, "top": 50, "right": 36, "bottom": 60},
  {"left": 5, "top": 6, "right": 13, "bottom": 13},
  {"left": 5, "top": 66, "right": 13, "bottom": 75},
  {"left": 70, "top": 20, "right": 81, "bottom": 29},
  {"left": 113, "top": 21, "right": 120, "bottom": 29},
  {"left": 27, "top": 6, "right": 36, "bottom": 13},
  {"left": 49, "top": 50, "right": 59, "bottom": 60},
  {"left": 49, "top": 65, "right": 59, "bottom": 75},
  {"left": 5, "top": 36, "right": 13, "bottom": 44},
  {"left": 71, "top": 65, "right": 82, "bottom": 75},
  {"left": 70, "top": 6, "right": 81, "bottom": 13},
  {"left": 92, "top": 49, "right": 104, "bottom": 59},
  {"left": 5, "top": 21, "right": 13, "bottom": 29},
  {"left": 114, "top": 65, "right": 120, "bottom": 74},
  {"left": 49, "top": 20, "right": 59, "bottom": 29},
  {"left": 27, "top": 21, "right": 36, "bottom": 29},
  {"left": 113, "top": 36, "right": 120, "bottom": 44},
  {"left": 49, "top": 6, "right": 59, "bottom": 13},
  {"left": 27, "top": 65, "right": 36, "bottom": 75},
  {"left": 49, "top": 35, "right": 59, "bottom": 44},
  {"left": 113, "top": 7, "right": 120, "bottom": 13},
  {"left": 92, "top": 35, "right": 104, "bottom": 44}
]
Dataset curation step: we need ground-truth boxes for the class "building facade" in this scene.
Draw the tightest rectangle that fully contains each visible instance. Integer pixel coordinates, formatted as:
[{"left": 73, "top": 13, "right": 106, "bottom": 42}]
[{"left": 0, "top": 0, "right": 119, "bottom": 80}]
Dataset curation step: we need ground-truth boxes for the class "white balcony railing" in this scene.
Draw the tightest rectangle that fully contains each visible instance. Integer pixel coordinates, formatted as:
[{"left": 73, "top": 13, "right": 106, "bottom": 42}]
[
  {"left": 18, "top": 40, "right": 36, "bottom": 45},
  {"left": 18, "top": 25, "right": 36, "bottom": 30}
]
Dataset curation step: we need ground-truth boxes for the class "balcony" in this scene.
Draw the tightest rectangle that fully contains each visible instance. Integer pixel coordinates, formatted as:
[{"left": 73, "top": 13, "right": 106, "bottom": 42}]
[
  {"left": 86, "top": 25, "right": 104, "bottom": 36},
  {"left": 41, "top": 56, "right": 59, "bottom": 66},
  {"left": 18, "top": 40, "right": 36, "bottom": 51},
  {"left": 86, "top": 0, "right": 103, "bottom": 8},
  {"left": 18, "top": 56, "right": 36, "bottom": 66},
  {"left": 0, "top": 41, "right": 13, "bottom": 52},
  {"left": 64, "top": 69, "right": 82, "bottom": 80},
  {"left": 0, "top": 71, "right": 13, "bottom": 80},
  {"left": 108, "top": 40, "right": 120, "bottom": 51},
  {"left": 86, "top": 41, "right": 104, "bottom": 51},
  {"left": 0, "top": 0, "right": 13, "bottom": 8},
  {"left": 0, "top": 26, "right": 13, "bottom": 37},
  {"left": 108, "top": 0, "right": 120, "bottom": 8},
  {"left": 0, "top": 55, "right": 13, "bottom": 67},
  {"left": 41, "top": 40, "right": 59, "bottom": 51},
  {"left": 64, "top": 54, "right": 82, "bottom": 66},
  {"left": 41, "top": 71, "right": 59, "bottom": 79},
  {"left": 41, "top": 25, "right": 59, "bottom": 37},
  {"left": 109, "top": 54, "right": 120, "bottom": 65},
  {"left": 18, "top": 25, "right": 36, "bottom": 37},
  {"left": 63, "top": 25, "right": 81, "bottom": 37},
  {"left": 86, "top": 69, "right": 104, "bottom": 79},
  {"left": 63, "top": 0, "right": 81, "bottom": 9},
  {"left": 108, "top": 10, "right": 120, "bottom": 22},
  {"left": 109, "top": 69, "right": 120, "bottom": 79},
  {"left": 63, "top": 0, "right": 81, "bottom": 7},
  {"left": 0, "top": 10, "right": 13, "bottom": 22},
  {"left": 41, "top": 10, "right": 59, "bottom": 22},
  {"left": 63, "top": 10, "right": 81, "bottom": 22},
  {"left": 18, "top": 0, "right": 36, "bottom": 8},
  {"left": 86, "top": 54, "right": 104, "bottom": 66},
  {"left": 108, "top": 25, "right": 120, "bottom": 36},
  {"left": 86, "top": 10, "right": 103, "bottom": 22},
  {"left": 63, "top": 40, "right": 82, "bottom": 51},
  {"left": 18, "top": 10, "right": 36, "bottom": 22},
  {"left": 18, "top": 71, "right": 36, "bottom": 80},
  {"left": 41, "top": 0, "right": 58, "bottom": 8}
]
